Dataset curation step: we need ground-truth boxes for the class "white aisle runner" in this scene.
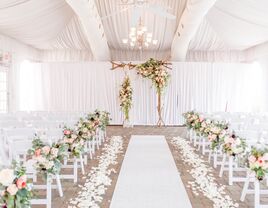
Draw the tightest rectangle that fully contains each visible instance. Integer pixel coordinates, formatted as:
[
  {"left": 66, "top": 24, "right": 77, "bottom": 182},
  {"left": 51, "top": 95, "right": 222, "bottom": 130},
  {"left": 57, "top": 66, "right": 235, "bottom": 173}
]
[{"left": 110, "top": 135, "right": 192, "bottom": 208}]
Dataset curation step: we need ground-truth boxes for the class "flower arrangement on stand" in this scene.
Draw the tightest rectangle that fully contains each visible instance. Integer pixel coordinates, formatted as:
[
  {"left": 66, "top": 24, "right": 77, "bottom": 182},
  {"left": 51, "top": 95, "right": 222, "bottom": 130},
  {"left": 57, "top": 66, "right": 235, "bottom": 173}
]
[
  {"left": 91, "top": 110, "right": 111, "bottom": 131},
  {"left": 76, "top": 118, "right": 96, "bottom": 142},
  {"left": 207, "top": 122, "right": 228, "bottom": 150},
  {"left": 136, "top": 58, "right": 171, "bottom": 126},
  {"left": 60, "top": 128, "right": 85, "bottom": 157},
  {"left": 0, "top": 163, "right": 32, "bottom": 208},
  {"left": 247, "top": 146, "right": 268, "bottom": 180},
  {"left": 99, "top": 110, "right": 111, "bottom": 131},
  {"left": 222, "top": 134, "right": 247, "bottom": 157},
  {"left": 28, "top": 138, "right": 68, "bottom": 178},
  {"left": 119, "top": 75, "right": 133, "bottom": 127}
]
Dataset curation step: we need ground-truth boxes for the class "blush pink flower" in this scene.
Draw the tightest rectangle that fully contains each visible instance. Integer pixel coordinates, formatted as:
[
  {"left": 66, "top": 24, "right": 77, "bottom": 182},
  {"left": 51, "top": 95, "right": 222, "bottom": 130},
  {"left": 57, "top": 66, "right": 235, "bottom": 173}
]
[
  {"left": 7, "top": 184, "right": 18, "bottom": 196},
  {"left": 34, "top": 149, "right": 41, "bottom": 157},
  {"left": 257, "top": 157, "right": 265, "bottom": 167},
  {"left": 42, "top": 146, "right": 50, "bottom": 155},
  {"left": 16, "top": 176, "right": 27, "bottom": 189},
  {"left": 248, "top": 155, "right": 256, "bottom": 163},
  {"left": 64, "top": 130, "right": 71, "bottom": 135}
]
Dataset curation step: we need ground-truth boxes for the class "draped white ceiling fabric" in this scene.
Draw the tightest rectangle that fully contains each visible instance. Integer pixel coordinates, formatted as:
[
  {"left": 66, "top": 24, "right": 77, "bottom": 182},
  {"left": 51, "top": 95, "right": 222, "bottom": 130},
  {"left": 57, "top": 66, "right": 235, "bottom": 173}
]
[
  {"left": 0, "top": 0, "right": 268, "bottom": 62},
  {"left": 18, "top": 62, "right": 265, "bottom": 125}
]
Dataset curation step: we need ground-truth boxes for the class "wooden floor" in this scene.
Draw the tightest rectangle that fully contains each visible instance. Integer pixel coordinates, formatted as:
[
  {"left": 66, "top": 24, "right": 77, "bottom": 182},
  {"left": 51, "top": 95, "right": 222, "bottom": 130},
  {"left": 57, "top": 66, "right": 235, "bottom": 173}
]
[{"left": 47, "top": 126, "right": 264, "bottom": 208}]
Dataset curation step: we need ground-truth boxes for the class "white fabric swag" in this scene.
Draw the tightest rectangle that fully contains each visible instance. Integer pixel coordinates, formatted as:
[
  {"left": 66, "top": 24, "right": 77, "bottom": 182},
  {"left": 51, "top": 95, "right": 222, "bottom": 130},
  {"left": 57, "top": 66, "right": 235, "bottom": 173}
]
[{"left": 18, "top": 62, "right": 265, "bottom": 125}]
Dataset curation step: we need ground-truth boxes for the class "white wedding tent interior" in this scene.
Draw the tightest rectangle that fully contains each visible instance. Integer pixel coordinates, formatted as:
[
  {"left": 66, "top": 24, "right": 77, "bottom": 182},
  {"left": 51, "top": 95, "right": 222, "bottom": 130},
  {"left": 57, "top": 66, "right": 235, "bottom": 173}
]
[{"left": 1, "top": 0, "right": 268, "bottom": 207}]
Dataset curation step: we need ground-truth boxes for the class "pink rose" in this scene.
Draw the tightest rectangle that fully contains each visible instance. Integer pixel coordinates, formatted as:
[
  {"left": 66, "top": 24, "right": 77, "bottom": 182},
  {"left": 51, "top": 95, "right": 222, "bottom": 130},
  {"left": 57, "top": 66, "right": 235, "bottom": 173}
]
[
  {"left": 64, "top": 130, "right": 71, "bottom": 135},
  {"left": 35, "top": 149, "right": 41, "bottom": 157},
  {"left": 42, "top": 146, "right": 50, "bottom": 155},
  {"left": 16, "top": 176, "right": 27, "bottom": 189},
  {"left": 7, "top": 184, "right": 18, "bottom": 195},
  {"left": 258, "top": 157, "right": 265, "bottom": 167}
]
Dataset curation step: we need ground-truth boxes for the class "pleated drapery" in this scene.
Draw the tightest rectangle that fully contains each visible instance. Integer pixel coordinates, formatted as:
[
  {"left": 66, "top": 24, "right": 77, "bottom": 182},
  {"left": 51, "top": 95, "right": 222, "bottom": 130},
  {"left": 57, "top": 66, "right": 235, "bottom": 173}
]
[{"left": 18, "top": 62, "right": 265, "bottom": 125}]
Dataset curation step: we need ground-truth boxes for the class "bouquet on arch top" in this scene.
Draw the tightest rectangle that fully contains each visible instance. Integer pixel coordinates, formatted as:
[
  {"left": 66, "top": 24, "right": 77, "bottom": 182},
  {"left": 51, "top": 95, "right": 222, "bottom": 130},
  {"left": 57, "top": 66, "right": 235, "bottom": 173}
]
[
  {"left": 27, "top": 137, "right": 68, "bottom": 177},
  {"left": 59, "top": 127, "right": 85, "bottom": 157},
  {"left": 0, "top": 162, "right": 32, "bottom": 208},
  {"left": 136, "top": 58, "right": 170, "bottom": 93}
]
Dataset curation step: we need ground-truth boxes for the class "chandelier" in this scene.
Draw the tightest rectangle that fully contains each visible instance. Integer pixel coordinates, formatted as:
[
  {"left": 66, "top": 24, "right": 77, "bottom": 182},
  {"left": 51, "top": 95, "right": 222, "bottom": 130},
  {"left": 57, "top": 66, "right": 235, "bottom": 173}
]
[{"left": 122, "top": 18, "right": 158, "bottom": 50}]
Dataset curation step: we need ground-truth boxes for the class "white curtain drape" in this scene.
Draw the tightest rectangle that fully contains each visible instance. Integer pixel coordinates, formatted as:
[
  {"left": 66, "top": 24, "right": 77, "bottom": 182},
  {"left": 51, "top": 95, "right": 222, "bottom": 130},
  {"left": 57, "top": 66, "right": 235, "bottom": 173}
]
[{"left": 18, "top": 62, "right": 265, "bottom": 125}]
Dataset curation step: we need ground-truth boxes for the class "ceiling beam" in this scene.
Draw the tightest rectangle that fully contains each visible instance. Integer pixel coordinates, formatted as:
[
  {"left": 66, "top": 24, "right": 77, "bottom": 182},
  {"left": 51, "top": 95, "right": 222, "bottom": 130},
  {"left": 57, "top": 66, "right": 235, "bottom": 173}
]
[
  {"left": 66, "top": 0, "right": 110, "bottom": 61},
  {"left": 171, "top": 0, "right": 217, "bottom": 61}
]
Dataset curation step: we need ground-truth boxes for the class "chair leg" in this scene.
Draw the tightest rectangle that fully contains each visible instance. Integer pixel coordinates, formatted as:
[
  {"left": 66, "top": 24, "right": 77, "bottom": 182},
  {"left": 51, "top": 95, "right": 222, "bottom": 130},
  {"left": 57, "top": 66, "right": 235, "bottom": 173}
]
[
  {"left": 213, "top": 152, "right": 218, "bottom": 168},
  {"left": 219, "top": 154, "right": 226, "bottom": 177},
  {"left": 74, "top": 158, "right": 78, "bottom": 183},
  {"left": 240, "top": 172, "right": 250, "bottom": 201},
  {"left": 55, "top": 174, "right": 63, "bottom": 197},
  {"left": 228, "top": 156, "right": 233, "bottom": 185},
  {"left": 79, "top": 154, "right": 85, "bottom": 175},
  {"left": 254, "top": 179, "right": 260, "bottom": 208},
  {"left": 92, "top": 138, "right": 95, "bottom": 154},
  {"left": 202, "top": 137, "right": 206, "bottom": 155},
  {"left": 47, "top": 176, "right": 52, "bottom": 208},
  {"left": 208, "top": 150, "right": 212, "bottom": 163}
]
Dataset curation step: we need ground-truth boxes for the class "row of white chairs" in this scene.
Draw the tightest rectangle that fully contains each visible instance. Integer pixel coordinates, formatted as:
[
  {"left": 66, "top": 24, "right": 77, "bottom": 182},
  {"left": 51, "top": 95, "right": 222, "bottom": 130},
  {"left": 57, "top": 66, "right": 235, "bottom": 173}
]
[
  {"left": 0, "top": 118, "right": 107, "bottom": 208},
  {"left": 187, "top": 112, "right": 268, "bottom": 208}
]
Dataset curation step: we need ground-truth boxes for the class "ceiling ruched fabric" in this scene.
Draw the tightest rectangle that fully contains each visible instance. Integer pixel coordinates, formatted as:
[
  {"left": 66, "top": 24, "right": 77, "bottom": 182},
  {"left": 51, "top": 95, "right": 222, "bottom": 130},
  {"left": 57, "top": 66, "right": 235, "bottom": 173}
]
[{"left": 0, "top": 0, "right": 268, "bottom": 61}]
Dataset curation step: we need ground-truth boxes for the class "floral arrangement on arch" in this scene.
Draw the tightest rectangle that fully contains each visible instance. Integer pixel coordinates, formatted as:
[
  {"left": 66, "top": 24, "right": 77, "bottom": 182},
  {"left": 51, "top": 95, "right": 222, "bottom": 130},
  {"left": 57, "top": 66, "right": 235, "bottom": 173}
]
[
  {"left": 247, "top": 146, "right": 268, "bottom": 180},
  {"left": 28, "top": 138, "right": 68, "bottom": 177},
  {"left": 222, "top": 134, "right": 247, "bottom": 157},
  {"left": 59, "top": 127, "right": 85, "bottom": 157},
  {"left": 136, "top": 58, "right": 170, "bottom": 93},
  {"left": 0, "top": 163, "right": 32, "bottom": 208},
  {"left": 119, "top": 75, "right": 133, "bottom": 121}
]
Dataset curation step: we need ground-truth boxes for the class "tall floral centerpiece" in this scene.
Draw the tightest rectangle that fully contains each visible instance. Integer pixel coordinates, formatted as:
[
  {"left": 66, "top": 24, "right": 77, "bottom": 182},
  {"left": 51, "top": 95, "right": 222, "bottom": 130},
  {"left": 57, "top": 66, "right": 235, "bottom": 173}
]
[
  {"left": 136, "top": 58, "right": 171, "bottom": 126},
  {"left": 0, "top": 163, "right": 32, "bottom": 208},
  {"left": 119, "top": 75, "right": 133, "bottom": 126}
]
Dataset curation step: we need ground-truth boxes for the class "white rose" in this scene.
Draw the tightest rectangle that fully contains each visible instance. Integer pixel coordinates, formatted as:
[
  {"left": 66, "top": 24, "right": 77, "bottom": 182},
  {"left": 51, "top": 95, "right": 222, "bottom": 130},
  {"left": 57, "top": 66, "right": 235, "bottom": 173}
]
[
  {"left": 71, "top": 134, "right": 77, "bottom": 139},
  {"left": 0, "top": 169, "right": 15, "bottom": 186},
  {"left": 82, "top": 128, "right": 88, "bottom": 133},
  {"left": 51, "top": 147, "right": 59, "bottom": 157},
  {"left": 235, "top": 138, "right": 241, "bottom": 145},
  {"left": 45, "top": 161, "right": 54, "bottom": 169}
]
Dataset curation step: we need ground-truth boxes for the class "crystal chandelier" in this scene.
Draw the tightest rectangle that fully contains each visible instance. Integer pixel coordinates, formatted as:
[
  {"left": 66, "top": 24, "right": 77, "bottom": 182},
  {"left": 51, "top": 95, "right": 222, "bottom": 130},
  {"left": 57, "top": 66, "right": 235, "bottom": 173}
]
[{"left": 122, "top": 18, "right": 158, "bottom": 50}]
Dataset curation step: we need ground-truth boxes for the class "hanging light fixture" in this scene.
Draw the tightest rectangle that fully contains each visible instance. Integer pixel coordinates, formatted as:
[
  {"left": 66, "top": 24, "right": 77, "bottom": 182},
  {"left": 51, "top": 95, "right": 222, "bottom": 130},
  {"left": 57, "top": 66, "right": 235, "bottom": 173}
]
[{"left": 122, "top": 18, "right": 158, "bottom": 50}]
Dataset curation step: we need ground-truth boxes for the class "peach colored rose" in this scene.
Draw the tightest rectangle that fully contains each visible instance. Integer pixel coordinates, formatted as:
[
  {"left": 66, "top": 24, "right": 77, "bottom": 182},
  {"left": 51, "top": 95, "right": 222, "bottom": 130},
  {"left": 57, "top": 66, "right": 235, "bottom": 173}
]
[
  {"left": 16, "top": 176, "right": 27, "bottom": 189},
  {"left": 34, "top": 149, "right": 41, "bottom": 157},
  {"left": 7, "top": 184, "right": 18, "bottom": 195},
  {"left": 42, "top": 146, "right": 50, "bottom": 155},
  {"left": 258, "top": 157, "right": 265, "bottom": 167}
]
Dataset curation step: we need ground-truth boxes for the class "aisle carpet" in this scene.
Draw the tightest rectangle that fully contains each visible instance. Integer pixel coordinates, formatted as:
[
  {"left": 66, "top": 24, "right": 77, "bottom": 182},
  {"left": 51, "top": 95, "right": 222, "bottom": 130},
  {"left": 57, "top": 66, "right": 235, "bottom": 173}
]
[{"left": 110, "top": 135, "right": 192, "bottom": 208}]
